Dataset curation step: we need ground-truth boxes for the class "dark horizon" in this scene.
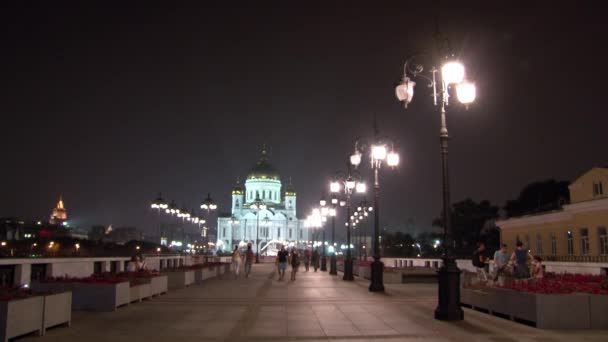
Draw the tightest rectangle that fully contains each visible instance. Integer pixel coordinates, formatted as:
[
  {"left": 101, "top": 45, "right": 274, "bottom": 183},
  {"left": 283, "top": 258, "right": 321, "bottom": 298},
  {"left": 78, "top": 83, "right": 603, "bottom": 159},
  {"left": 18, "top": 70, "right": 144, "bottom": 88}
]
[{"left": 1, "top": 3, "right": 607, "bottom": 240}]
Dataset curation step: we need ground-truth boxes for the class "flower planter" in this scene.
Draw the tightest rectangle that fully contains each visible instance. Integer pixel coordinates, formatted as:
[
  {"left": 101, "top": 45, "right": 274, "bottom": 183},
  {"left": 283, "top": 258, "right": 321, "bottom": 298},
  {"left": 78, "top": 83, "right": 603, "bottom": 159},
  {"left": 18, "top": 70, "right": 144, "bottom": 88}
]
[
  {"left": 129, "top": 283, "right": 152, "bottom": 303},
  {"left": 359, "top": 266, "right": 371, "bottom": 279},
  {"left": 0, "top": 296, "right": 44, "bottom": 342},
  {"left": 202, "top": 267, "right": 217, "bottom": 281},
  {"left": 150, "top": 275, "right": 168, "bottom": 296},
  {"left": 42, "top": 291, "right": 71, "bottom": 334},
  {"left": 535, "top": 293, "right": 590, "bottom": 329},
  {"left": 383, "top": 271, "right": 403, "bottom": 284},
  {"left": 72, "top": 282, "right": 130, "bottom": 311},
  {"left": 589, "top": 294, "right": 608, "bottom": 329},
  {"left": 163, "top": 271, "right": 195, "bottom": 290},
  {"left": 461, "top": 286, "right": 606, "bottom": 329}
]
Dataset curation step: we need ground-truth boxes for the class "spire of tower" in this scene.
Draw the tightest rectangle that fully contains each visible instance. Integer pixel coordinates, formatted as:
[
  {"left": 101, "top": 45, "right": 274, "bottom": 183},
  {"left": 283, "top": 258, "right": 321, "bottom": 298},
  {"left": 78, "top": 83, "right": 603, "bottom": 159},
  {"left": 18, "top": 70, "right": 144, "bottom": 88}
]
[{"left": 57, "top": 196, "right": 64, "bottom": 209}]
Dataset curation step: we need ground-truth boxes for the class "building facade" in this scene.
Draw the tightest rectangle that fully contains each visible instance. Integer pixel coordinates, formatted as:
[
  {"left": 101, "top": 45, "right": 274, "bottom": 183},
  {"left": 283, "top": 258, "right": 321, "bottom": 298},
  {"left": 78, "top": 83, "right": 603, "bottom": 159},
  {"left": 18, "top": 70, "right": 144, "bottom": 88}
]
[
  {"left": 497, "top": 167, "right": 608, "bottom": 264},
  {"left": 216, "top": 148, "right": 310, "bottom": 255},
  {"left": 49, "top": 196, "right": 67, "bottom": 225}
]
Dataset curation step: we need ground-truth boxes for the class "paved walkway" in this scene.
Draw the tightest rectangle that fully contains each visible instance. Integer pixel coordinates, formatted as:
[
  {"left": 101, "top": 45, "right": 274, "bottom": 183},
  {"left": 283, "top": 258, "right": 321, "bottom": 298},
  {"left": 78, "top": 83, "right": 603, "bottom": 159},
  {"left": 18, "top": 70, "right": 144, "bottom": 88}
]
[{"left": 27, "top": 263, "right": 608, "bottom": 341}]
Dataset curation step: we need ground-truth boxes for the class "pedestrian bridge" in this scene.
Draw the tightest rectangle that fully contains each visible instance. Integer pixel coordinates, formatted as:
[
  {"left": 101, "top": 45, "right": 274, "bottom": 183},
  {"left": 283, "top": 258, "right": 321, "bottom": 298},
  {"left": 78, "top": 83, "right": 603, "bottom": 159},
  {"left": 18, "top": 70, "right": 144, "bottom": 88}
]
[{"left": 29, "top": 263, "right": 606, "bottom": 341}]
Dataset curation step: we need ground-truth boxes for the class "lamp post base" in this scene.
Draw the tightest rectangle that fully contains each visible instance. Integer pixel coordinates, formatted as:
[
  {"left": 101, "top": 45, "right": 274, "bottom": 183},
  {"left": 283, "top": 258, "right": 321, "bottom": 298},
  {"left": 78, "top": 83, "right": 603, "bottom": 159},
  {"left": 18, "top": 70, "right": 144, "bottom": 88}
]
[
  {"left": 369, "top": 258, "right": 385, "bottom": 292},
  {"left": 329, "top": 255, "right": 337, "bottom": 275},
  {"left": 434, "top": 257, "right": 464, "bottom": 321},
  {"left": 321, "top": 255, "right": 327, "bottom": 271},
  {"left": 255, "top": 254, "right": 260, "bottom": 264},
  {"left": 343, "top": 257, "right": 354, "bottom": 281}
]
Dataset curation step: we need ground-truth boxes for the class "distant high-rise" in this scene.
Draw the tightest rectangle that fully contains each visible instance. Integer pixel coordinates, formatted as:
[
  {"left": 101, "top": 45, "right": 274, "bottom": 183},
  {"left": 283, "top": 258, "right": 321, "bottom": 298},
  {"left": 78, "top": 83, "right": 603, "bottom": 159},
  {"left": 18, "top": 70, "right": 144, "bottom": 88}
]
[{"left": 50, "top": 196, "right": 67, "bottom": 225}]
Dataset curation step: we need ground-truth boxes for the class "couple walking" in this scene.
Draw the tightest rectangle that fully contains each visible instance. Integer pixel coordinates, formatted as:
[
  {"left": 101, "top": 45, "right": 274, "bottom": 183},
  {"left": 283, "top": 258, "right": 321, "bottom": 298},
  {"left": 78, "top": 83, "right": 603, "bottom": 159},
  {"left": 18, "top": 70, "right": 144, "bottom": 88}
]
[
  {"left": 231, "top": 243, "right": 254, "bottom": 278},
  {"left": 276, "top": 245, "right": 300, "bottom": 281}
]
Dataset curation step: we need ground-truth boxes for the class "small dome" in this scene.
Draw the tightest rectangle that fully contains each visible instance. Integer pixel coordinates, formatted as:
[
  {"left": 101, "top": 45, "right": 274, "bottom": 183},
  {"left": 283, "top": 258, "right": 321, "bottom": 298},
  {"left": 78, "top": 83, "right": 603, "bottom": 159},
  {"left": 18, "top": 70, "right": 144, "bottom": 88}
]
[
  {"left": 285, "top": 179, "right": 296, "bottom": 196},
  {"left": 232, "top": 178, "right": 244, "bottom": 195},
  {"left": 247, "top": 147, "right": 280, "bottom": 180}
]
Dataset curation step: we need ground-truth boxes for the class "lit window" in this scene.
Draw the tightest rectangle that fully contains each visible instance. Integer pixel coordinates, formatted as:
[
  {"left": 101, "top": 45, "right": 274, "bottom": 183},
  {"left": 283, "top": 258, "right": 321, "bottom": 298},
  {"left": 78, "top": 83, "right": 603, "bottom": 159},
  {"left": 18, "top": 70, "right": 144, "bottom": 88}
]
[
  {"left": 567, "top": 230, "right": 574, "bottom": 256},
  {"left": 598, "top": 227, "right": 607, "bottom": 256},
  {"left": 593, "top": 182, "right": 604, "bottom": 196},
  {"left": 580, "top": 228, "right": 589, "bottom": 255},
  {"left": 536, "top": 234, "right": 543, "bottom": 255}
]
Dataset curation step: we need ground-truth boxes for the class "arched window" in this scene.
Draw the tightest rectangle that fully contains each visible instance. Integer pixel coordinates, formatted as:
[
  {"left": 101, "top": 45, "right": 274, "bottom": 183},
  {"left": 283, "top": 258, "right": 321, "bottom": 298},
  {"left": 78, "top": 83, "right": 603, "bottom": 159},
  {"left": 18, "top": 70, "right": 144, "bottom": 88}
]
[{"left": 263, "top": 190, "right": 266, "bottom": 199}]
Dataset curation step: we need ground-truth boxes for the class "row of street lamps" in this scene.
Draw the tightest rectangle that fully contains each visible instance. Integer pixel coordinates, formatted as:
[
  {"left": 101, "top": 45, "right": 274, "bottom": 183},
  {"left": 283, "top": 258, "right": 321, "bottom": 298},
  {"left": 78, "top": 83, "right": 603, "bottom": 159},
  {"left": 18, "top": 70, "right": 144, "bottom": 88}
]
[
  {"left": 306, "top": 51, "right": 475, "bottom": 321},
  {"left": 150, "top": 193, "right": 217, "bottom": 242}
]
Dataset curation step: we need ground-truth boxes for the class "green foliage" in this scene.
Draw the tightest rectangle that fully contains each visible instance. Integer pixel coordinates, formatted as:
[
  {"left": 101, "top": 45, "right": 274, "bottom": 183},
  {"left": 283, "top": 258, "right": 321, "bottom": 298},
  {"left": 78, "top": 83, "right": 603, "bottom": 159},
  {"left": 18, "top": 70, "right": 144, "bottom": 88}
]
[
  {"left": 432, "top": 198, "right": 499, "bottom": 258},
  {"left": 503, "top": 179, "right": 570, "bottom": 218}
]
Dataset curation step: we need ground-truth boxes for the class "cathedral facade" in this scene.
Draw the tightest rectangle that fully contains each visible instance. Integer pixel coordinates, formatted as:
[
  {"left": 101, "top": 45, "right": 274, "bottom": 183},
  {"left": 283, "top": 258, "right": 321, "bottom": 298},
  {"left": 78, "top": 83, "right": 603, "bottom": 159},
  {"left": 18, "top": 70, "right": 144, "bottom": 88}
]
[{"left": 216, "top": 148, "right": 310, "bottom": 255}]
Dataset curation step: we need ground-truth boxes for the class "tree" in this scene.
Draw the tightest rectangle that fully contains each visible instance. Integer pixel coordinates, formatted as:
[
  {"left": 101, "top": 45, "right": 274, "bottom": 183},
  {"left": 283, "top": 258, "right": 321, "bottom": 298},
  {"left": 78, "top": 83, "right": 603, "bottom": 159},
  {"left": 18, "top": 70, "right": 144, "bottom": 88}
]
[
  {"left": 432, "top": 198, "right": 499, "bottom": 258},
  {"left": 503, "top": 179, "right": 570, "bottom": 218}
]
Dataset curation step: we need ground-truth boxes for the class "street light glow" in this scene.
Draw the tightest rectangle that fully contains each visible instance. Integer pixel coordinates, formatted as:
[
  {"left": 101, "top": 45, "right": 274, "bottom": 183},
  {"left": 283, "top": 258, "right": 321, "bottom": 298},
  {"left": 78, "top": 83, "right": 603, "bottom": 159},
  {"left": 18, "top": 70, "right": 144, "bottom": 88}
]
[
  {"left": 356, "top": 182, "right": 366, "bottom": 193},
  {"left": 387, "top": 151, "right": 400, "bottom": 167},
  {"left": 372, "top": 145, "right": 387, "bottom": 161},
  {"left": 330, "top": 181, "right": 340, "bottom": 193},
  {"left": 456, "top": 81, "right": 476, "bottom": 104},
  {"left": 350, "top": 150, "right": 362, "bottom": 166},
  {"left": 441, "top": 61, "right": 465, "bottom": 85}
]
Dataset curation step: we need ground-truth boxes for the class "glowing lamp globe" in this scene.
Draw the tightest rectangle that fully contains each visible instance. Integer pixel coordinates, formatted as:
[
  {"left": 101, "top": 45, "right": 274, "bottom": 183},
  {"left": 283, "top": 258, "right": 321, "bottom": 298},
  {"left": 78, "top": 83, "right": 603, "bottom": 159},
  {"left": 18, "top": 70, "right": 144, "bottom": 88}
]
[
  {"left": 372, "top": 145, "right": 387, "bottom": 161},
  {"left": 441, "top": 61, "right": 465, "bottom": 85},
  {"left": 387, "top": 151, "right": 399, "bottom": 167},
  {"left": 456, "top": 81, "right": 476, "bottom": 104}
]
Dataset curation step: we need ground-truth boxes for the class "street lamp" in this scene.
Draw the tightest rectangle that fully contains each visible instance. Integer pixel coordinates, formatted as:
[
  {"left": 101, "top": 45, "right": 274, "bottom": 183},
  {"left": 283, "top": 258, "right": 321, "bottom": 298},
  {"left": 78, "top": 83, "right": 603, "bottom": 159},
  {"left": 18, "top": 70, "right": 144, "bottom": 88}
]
[
  {"left": 250, "top": 195, "right": 267, "bottom": 263},
  {"left": 351, "top": 133, "right": 399, "bottom": 292},
  {"left": 200, "top": 193, "right": 218, "bottom": 249},
  {"left": 330, "top": 163, "right": 366, "bottom": 281},
  {"left": 150, "top": 193, "right": 168, "bottom": 242},
  {"left": 319, "top": 198, "right": 332, "bottom": 271},
  {"left": 395, "top": 52, "right": 476, "bottom": 321}
]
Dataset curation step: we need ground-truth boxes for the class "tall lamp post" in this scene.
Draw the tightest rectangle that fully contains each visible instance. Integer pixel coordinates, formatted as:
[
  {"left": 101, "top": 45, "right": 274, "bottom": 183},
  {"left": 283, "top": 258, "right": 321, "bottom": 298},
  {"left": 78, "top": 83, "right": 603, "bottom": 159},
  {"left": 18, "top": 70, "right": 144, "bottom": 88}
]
[
  {"left": 200, "top": 193, "right": 217, "bottom": 244},
  {"left": 150, "top": 193, "right": 168, "bottom": 242},
  {"left": 250, "top": 195, "right": 267, "bottom": 263},
  {"left": 395, "top": 54, "right": 476, "bottom": 320},
  {"left": 329, "top": 164, "right": 366, "bottom": 281},
  {"left": 327, "top": 194, "right": 341, "bottom": 275},
  {"left": 319, "top": 200, "right": 333, "bottom": 272},
  {"left": 351, "top": 136, "right": 400, "bottom": 292}
]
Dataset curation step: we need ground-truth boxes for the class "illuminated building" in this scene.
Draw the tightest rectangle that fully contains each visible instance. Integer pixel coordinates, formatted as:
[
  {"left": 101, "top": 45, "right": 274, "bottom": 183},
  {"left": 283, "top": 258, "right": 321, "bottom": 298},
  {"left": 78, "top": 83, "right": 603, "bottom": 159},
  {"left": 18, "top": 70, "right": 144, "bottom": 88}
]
[
  {"left": 49, "top": 196, "right": 67, "bottom": 225},
  {"left": 216, "top": 147, "right": 311, "bottom": 255}
]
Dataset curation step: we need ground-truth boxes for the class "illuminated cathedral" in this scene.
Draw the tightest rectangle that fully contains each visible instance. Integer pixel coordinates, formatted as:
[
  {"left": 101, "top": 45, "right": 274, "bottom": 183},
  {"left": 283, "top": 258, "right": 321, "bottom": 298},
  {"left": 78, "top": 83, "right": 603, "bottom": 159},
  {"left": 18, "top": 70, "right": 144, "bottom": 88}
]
[{"left": 216, "top": 148, "right": 310, "bottom": 255}]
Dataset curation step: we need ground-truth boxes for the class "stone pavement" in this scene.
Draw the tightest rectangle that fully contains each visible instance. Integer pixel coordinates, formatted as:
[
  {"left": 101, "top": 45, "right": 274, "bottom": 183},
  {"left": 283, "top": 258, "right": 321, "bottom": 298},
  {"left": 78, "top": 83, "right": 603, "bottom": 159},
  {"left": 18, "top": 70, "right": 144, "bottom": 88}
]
[{"left": 26, "top": 263, "right": 608, "bottom": 341}]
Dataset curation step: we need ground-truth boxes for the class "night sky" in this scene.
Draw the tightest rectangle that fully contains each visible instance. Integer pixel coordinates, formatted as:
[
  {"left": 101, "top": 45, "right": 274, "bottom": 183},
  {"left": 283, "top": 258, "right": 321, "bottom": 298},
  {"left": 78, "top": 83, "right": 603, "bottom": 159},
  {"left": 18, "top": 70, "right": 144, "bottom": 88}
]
[{"left": 1, "top": 3, "right": 607, "bottom": 240}]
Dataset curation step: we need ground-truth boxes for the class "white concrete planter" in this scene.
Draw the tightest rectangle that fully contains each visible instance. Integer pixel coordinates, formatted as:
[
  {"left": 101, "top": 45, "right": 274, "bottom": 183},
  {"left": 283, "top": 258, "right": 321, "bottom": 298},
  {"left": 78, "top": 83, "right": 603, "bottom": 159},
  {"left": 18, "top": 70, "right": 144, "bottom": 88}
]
[
  {"left": 129, "top": 283, "right": 152, "bottom": 303},
  {"left": 71, "top": 282, "right": 130, "bottom": 311},
  {"left": 42, "top": 291, "right": 71, "bottom": 333},
  {"left": 383, "top": 271, "right": 402, "bottom": 284},
  {"left": 359, "top": 266, "right": 371, "bottom": 279},
  {"left": 461, "top": 287, "right": 605, "bottom": 329},
  {"left": 589, "top": 294, "right": 608, "bottom": 329},
  {"left": 201, "top": 267, "right": 217, "bottom": 280},
  {"left": 0, "top": 296, "right": 44, "bottom": 342},
  {"left": 163, "top": 271, "right": 195, "bottom": 290},
  {"left": 150, "top": 275, "right": 168, "bottom": 296}
]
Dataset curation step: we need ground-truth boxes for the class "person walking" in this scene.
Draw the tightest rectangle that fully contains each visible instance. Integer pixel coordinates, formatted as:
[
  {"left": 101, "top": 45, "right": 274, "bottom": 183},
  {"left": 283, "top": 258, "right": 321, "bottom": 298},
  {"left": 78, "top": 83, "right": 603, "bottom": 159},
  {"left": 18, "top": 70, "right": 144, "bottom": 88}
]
[
  {"left": 303, "top": 248, "right": 311, "bottom": 272},
  {"left": 244, "top": 243, "right": 254, "bottom": 278},
  {"left": 472, "top": 241, "right": 489, "bottom": 283},
  {"left": 290, "top": 248, "right": 300, "bottom": 281},
  {"left": 231, "top": 245, "right": 242, "bottom": 278},
  {"left": 510, "top": 241, "right": 532, "bottom": 284},
  {"left": 276, "top": 245, "right": 289, "bottom": 281},
  {"left": 492, "top": 243, "right": 510, "bottom": 285},
  {"left": 311, "top": 248, "right": 320, "bottom": 272}
]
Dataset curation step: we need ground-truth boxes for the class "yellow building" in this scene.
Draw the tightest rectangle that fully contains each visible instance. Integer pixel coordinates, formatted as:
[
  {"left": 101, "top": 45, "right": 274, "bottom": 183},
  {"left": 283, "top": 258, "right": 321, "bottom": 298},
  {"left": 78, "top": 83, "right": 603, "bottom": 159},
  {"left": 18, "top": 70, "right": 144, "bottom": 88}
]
[{"left": 497, "top": 167, "right": 608, "bottom": 262}]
